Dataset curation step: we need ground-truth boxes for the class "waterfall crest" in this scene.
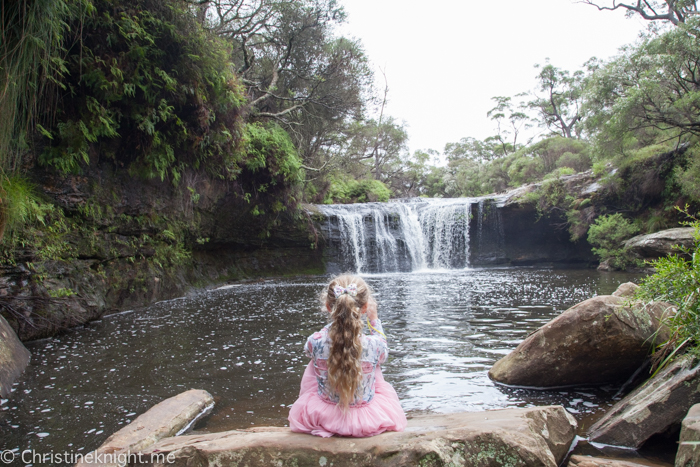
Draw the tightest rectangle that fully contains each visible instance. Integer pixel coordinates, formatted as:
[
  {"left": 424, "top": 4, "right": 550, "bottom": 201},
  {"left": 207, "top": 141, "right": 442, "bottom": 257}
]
[{"left": 317, "top": 198, "right": 479, "bottom": 273}]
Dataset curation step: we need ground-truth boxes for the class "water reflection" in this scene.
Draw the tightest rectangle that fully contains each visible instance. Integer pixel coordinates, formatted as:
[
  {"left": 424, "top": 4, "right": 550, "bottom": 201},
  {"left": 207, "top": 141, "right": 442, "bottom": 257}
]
[{"left": 1, "top": 268, "right": 641, "bottom": 458}]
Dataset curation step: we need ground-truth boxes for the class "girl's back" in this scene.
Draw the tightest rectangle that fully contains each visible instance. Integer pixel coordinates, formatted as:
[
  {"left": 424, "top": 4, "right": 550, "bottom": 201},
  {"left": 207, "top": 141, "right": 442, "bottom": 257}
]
[{"left": 288, "top": 274, "right": 406, "bottom": 437}]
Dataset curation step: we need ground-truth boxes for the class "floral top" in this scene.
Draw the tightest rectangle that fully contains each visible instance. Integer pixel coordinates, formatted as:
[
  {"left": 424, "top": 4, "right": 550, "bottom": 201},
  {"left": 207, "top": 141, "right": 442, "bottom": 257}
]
[{"left": 305, "top": 319, "right": 388, "bottom": 406}]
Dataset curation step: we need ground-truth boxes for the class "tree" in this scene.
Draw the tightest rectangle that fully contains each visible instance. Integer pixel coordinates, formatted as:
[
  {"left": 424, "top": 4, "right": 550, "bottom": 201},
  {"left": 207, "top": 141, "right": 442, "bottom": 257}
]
[
  {"left": 581, "top": 0, "right": 698, "bottom": 26},
  {"left": 486, "top": 96, "right": 531, "bottom": 156},
  {"left": 191, "top": 0, "right": 373, "bottom": 172},
  {"left": 528, "top": 62, "right": 584, "bottom": 139},
  {"left": 343, "top": 117, "right": 409, "bottom": 183},
  {"left": 585, "top": 18, "right": 700, "bottom": 145},
  {"left": 443, "top": 137, "right": 506, "bottom": 163}
]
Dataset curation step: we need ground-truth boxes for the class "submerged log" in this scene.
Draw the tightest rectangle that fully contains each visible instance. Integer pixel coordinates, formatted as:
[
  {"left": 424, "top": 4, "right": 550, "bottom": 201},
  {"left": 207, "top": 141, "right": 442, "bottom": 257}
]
[{"left": 132, "top": 406, "right": 577, "bottom": 467}]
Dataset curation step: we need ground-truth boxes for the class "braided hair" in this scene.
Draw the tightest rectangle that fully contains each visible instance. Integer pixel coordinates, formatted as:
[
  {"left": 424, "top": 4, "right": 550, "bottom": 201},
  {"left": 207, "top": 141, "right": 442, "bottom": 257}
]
[{"left": 324, "top": 275, "right": 370, "bottom": 409}]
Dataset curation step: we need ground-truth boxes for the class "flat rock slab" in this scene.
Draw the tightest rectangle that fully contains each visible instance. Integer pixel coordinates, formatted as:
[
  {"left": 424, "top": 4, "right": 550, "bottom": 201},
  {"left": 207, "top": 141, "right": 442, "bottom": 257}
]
[
  {"left": 0, "top": 314, "right": 30, "bottom": 399},
  {"left": 625, "top": 227, "right": 695, "bottom": 261},
  {"left": 77, "top": 389, "right": 214, "bottom": 466},
  {"left": 568, "top": 455, "right": 656, "bottom": 466},
  {"left": 133, "top": 406, "right": 577, "bottom": 467},
  {"left": 489, "top": 283, "right": 672, "bottom": 387},
  {"left": 676, "top": 403, "right": 700, "bottom": 467},
  {"left": 588, "top": 355, "right": 700, "bottom": 449}
]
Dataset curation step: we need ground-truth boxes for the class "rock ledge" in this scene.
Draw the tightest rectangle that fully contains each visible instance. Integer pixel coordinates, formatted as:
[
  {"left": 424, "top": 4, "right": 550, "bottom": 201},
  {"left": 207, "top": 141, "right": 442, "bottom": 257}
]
[{"left": 133, "top": 406, "right": 576, "bottom": 467}]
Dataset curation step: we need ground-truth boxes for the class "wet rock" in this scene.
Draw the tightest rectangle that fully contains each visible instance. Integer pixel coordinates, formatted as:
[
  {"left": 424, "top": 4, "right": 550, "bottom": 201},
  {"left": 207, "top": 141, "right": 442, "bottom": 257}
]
[
  {"left": 488, "top": 284, "right": 672, "bottom": 387},
  {"left": 625, "top": 227, "right": 696, "bottom": 262},
  {"left": 675, "top": 404, "right": 700, "bottom": 466},
  {"left": 135, "top": 406, "right": 577, "bottom": 467},
  {"left": 76, "top": 389, "right": 214, "bottom": 467},
  {"left": 588, "top": 355, "right": 700, "bottom": 449},
  {"left": 568, "top": 455, "right": 651, "bottom": 466},
  {"left": 0, "top": 315, "right": 30, "bottom": 398}
]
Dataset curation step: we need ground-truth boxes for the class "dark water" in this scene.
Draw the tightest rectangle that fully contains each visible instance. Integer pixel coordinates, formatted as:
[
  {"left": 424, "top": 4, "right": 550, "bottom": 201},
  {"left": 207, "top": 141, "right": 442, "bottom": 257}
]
[{"left": 1, "top": 268, "right": 643, "bottom": 462}]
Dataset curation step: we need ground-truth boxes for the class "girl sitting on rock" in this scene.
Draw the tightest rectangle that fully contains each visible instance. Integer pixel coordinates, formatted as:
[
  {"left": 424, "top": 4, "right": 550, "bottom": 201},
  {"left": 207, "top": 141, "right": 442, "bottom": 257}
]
[{"left": 288, "top": 274, "right": 407, "bottom": 437}]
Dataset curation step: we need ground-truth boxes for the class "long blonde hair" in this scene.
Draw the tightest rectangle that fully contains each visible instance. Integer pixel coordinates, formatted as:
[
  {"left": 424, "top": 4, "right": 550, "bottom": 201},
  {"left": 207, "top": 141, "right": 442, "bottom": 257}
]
[{"left": 324, "top": 274, "right": 369, "bottom": 409}]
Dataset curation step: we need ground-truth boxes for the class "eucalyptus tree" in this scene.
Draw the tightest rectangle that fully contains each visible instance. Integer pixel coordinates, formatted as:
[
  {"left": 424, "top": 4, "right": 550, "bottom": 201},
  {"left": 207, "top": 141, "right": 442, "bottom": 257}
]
[
  {"left": 486, "top": 96, "right": 532, "bottom": 156},
  {"left": 188, "top": 0, "right": 374, "bottom": 174},
  {"left": 342, "top": 117, "right": 409, "bottom": 182},
  {"left": 580, "top": 0, "right": 698, "bottom": 26},
  {"left": 528, "top": 63, "right": 584, "bottom": 139},
  {"left": 585, "top": 18, "right": 700, "bottom": 146}
]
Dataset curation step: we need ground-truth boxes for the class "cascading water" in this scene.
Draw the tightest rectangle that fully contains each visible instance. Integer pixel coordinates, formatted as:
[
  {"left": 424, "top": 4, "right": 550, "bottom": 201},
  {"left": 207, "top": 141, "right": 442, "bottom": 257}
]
[{"left": 318, "top": 198, "right": 481, "bottom": 273}]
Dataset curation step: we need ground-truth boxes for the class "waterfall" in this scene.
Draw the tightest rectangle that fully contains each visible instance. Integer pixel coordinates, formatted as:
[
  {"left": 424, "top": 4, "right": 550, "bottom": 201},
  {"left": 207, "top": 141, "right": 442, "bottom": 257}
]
[{"left": 317, "top": 198, "right": 477, "bottom": 273}]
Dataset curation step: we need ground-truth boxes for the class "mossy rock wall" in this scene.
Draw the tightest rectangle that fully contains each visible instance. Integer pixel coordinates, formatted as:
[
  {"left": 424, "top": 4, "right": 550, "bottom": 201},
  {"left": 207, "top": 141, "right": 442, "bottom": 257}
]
[{"left": 0, "top": 163, "right": 322, "bottom": 341}]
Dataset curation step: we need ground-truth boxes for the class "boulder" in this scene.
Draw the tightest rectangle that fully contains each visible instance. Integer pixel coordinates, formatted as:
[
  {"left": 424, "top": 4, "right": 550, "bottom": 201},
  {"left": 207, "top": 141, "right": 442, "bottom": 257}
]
[
  {"left": 488, "top": 284, "right": 672, "bottom": 387},
  {"left": 625, "top": 227, "right": 696, "bottom": 261},
  {"left": 134, "top": 406, "right": 577, "bottom": 467},
  {"left": 611, "top": 282, "right": 638, "bottom": 298},
  {"left": 0, "top": 314, "right": 30, "bottom": 399},
  {"left": 588, "top": 355, "right": 700, "bottom": 449},
  {"left": 675, "top": 404, "right": 700, "bottom": 467},
  {"left": 76, "top": 389, "right": 214, "bottom": 467},
  {"left": 568, "top": 455, "right": 651, "bottom": 466}
]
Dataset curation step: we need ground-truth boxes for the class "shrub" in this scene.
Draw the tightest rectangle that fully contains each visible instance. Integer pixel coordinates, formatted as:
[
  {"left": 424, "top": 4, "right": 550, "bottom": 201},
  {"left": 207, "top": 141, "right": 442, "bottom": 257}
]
[
  {"left": 636, "top": 212, "right": 700, "bottom": 368},
  {"left": 324, "top": 176, "right": 391, "bottom": 204},
  {"left": 0, "top": 175, "right": 44, "bottom": 239},
  {"left": 587, "top": 213, "right": 640, "bottom": 269}
]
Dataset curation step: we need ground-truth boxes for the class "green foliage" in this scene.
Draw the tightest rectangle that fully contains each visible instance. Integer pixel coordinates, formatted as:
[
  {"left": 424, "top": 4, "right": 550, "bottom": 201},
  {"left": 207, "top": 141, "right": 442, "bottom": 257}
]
[
  {"left": 587, "top": 213, "right": 641, "bottom": 269},
  {"left": 242, "top": 123, "right": 302, "bottom": 186},
  {"left": 636, "top": 212, "right": 700, "bottom": 365},
  {"left": 239, "top": 122, "right": 303, "bottom": 215},
  {"left": 444, "top": 136, "right": 591, "bottom": 197},
  {"left": 674, "top": 144, "right": 700, "bottom": 203},
  {"left": 585, "top": 19, "right": 700, "bottom": 155},
  {"left": 0, "top": 176, "right": 46, "bottom": 237},
  {"left": 0, "top": 195, "right": 73, "bottom": 265},
  {"left": 39, "top": 0, "right": 245, "bottom": 183},
  {"left": 0, "top": 0, "right": 92, "bottom": 172},
  {"left": 545, "top": 167, "right": 576, "bottom": 178},
  {"left": 324, "top": 176, "right": 391, "bottom": 204},
  {"left": 528, "top": 61, "right": 583, "bottom": 139},
  {"left": 524, "top": 176, "right": 575, "bottom": 219}
]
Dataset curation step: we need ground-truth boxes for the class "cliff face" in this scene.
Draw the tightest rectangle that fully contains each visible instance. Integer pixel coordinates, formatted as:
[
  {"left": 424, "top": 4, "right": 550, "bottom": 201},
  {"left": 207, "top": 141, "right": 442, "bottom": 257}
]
[
  {"left": 468, "top": 200, "right": 596, "bottom": 267},
  {"left": 1, "top": 163, "right": 322, "bottom": 341}
]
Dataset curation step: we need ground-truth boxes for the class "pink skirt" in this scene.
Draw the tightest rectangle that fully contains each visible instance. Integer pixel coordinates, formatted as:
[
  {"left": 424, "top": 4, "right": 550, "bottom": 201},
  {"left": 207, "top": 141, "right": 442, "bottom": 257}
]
[{"left": 288, "top": 361, "right": 407, "bottom": 438}]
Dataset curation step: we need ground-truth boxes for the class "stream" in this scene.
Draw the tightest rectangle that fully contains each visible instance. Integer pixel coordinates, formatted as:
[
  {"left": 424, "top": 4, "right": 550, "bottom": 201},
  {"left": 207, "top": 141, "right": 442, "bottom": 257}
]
[{"left": 1, "top": 267, "right": 646, "bottom": 463}]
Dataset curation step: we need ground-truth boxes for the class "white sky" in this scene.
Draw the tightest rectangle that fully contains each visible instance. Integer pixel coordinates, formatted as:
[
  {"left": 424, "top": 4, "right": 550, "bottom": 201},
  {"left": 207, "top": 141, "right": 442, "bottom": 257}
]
[{"left": 337, "top": 0, "right": 648, "bottom": 156}]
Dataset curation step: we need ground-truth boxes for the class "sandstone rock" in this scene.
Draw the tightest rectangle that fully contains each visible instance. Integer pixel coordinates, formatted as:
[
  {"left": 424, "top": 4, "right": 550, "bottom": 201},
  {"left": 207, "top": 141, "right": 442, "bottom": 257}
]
[
  {"left": 612, "top": 282, "right": 638, "bottom": 298},
  {"left": 568, "top": 455, "right": 652, "bottom": 466},
  {"left": 588, "top": 355, "right": 700, "bottom": 449},
  {"left": 625, "top": 227, "right": 696, "bottom": 261},
  {"left": 675, "top": 404, "right": 700, "bottom": 467},
  {"left": 76, "top": 389, "right": 214, "bottom": 467},
  {"left": 0, "top": 314, "right": 30, "bottom": 399},
  {"left": 135, "top": 406, "right": 577, "bottom": 467},
  {"left": 488, "top": 285, "right": 672, "bottom": 387}
]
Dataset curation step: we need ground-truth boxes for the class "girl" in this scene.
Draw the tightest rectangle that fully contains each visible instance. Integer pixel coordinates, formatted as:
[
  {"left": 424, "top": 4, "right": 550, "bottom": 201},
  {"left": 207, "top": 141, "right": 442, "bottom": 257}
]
[{"left": 288, "top": 275, "right": 407, "bottom": 437}]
